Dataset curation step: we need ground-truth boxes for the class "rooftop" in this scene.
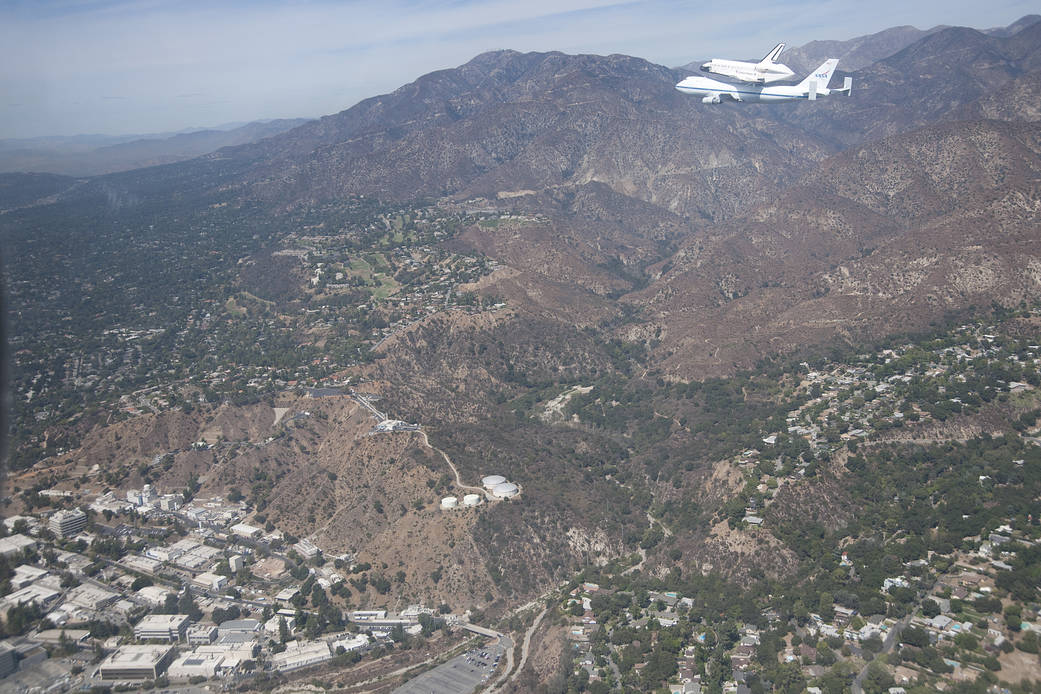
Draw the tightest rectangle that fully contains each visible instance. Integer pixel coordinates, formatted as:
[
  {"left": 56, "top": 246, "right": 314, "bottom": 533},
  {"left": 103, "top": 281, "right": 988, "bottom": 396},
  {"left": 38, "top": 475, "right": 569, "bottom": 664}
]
[
  {"left": 102, "top": 644, "right": 174, "bottom": 667},
  {"left": 135, "top": 614, "right": 189, "bottom": 629}
]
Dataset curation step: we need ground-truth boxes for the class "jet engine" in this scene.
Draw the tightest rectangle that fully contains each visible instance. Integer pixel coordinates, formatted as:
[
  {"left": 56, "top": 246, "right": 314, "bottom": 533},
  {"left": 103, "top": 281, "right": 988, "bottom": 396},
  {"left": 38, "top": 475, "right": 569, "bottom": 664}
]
[{"left": 702, "top": 95, "right": 721, "bottom": 104}]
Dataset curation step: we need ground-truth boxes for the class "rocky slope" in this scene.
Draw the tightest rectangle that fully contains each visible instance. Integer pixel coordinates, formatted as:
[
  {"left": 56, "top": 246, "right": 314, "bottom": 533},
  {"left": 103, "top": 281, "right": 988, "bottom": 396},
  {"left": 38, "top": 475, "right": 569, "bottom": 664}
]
[
  {"left": 634, "top": 118, "right": 1041, "bottom": 376},
  {"left": 759, "top": 20, "right": 1041, "bottom": 149}
]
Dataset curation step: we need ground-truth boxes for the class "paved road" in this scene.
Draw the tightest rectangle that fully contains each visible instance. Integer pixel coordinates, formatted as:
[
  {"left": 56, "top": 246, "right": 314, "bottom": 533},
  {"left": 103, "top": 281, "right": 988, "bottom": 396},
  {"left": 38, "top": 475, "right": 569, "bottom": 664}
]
[{"left": 851, "top": 615, "right": 911, "bottom": 694}]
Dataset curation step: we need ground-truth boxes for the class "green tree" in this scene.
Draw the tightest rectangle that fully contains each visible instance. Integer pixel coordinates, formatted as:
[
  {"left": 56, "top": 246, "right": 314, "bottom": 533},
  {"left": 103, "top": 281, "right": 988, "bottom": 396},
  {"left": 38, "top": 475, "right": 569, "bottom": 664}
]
[{"left": 863, "top": 661, "right": 895, "bottom": 694}]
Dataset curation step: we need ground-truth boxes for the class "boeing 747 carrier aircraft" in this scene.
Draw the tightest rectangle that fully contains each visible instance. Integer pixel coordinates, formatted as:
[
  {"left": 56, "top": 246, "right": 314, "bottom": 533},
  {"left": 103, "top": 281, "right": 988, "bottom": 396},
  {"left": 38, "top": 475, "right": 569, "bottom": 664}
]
[{"left": 676, "top": 58, "right": 851, "bottom": 104}]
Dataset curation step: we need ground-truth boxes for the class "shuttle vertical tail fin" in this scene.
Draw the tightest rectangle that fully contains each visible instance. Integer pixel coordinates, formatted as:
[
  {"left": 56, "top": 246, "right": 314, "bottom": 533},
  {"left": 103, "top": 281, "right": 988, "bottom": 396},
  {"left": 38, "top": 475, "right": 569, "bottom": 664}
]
[{"left": 758, "top": 42, "right": 785, "bottom": 65}]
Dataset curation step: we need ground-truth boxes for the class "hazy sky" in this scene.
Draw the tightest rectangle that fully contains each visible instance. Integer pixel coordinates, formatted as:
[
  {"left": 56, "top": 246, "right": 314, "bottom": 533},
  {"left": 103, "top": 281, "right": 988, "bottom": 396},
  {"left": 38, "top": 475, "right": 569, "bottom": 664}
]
[{"left": 0, "top": 0, "right": 1036, "bottom": 138}]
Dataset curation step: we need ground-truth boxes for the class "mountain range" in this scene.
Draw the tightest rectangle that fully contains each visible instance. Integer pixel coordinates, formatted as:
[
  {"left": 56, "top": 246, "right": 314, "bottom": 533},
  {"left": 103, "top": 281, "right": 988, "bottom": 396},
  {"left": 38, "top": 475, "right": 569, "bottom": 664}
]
[
  {"left": 3, "top": 13, "right": 1041, "bottom": 623},
  {"left": 166, "top": 14, "right": 1041, "bottom": 375}
]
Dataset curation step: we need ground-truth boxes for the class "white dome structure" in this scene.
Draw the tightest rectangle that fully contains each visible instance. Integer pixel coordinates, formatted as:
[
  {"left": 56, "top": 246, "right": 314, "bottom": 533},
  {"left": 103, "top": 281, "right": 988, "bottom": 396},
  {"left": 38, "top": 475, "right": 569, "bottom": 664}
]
[
  {"left": 491, "top": 482, "right": 519, "bottom": 499},
  {"left": 463, "top": 494, "right": 482, "bottom": 507},
  {"left": 482, "top": 475, "right": 506, "bottom": 489},
  {"left": 440, "top": 496, "right": 458, "bottom": 510}
]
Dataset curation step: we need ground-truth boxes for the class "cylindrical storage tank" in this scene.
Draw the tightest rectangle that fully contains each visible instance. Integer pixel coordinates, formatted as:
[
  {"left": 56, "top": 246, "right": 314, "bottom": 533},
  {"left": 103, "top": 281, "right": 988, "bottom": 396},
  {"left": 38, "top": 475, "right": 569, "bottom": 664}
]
[
  {"left": 440, "top": 496, "right": 458, "bottom": 510},
  {"left": 463, "top": 494, "right": 482, "bottom": 507},
  {"left": 482, "top": 475, "right": 506, "bottom": 490},
  {"left": 491, "top": 482, "right": 519, "bottom": 499}
]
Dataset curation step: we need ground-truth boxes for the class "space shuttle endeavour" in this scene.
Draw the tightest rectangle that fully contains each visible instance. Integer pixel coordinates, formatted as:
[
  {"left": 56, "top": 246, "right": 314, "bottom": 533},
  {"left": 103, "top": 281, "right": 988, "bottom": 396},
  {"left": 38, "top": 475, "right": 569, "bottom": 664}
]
[{"left": 700, "top": 43, "right": 795, "bottom": 84}]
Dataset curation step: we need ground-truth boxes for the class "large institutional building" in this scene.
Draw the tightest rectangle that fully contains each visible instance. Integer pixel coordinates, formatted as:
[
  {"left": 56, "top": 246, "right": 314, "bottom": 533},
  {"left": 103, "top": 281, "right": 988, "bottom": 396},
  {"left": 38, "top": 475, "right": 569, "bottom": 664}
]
[{"left": 48, "top": 509, "right": 87, "bottom": 538}]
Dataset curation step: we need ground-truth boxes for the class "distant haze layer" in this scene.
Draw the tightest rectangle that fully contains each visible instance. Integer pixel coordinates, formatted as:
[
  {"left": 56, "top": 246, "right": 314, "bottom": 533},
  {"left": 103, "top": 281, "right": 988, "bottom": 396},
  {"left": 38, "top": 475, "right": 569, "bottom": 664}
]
[{"left": 0, "top": 0, "right": 1036, "bottom": 138}]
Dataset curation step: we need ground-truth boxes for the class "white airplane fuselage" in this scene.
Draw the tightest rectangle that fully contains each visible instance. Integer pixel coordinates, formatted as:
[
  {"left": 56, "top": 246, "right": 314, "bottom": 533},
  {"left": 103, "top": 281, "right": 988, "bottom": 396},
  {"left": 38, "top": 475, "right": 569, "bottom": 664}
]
[{"left": 676, "top": 75, "right": 836, "bottom": 103}]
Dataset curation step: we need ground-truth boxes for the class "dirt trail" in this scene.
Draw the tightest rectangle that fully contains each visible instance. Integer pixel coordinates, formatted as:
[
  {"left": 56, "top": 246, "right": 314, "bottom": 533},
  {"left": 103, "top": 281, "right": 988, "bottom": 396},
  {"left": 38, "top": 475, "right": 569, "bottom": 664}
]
[
  {"left": 623, "top": 547, "right": 647, "bottom": 576},
  {"left": 418, "top": 430, "right": 492, "bottom": 500}
]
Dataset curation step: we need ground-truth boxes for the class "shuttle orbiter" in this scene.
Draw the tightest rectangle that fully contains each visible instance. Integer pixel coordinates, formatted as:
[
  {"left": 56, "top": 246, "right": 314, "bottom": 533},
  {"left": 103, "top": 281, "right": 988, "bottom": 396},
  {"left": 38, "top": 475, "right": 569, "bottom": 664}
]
[{"left": 700, "top": 43, "right": 795, "bottom": 84}]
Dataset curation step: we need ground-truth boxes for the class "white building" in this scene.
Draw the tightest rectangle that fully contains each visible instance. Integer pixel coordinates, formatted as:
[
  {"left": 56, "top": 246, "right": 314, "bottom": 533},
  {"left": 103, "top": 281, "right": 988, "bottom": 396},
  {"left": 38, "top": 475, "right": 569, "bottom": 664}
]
[
  {"left": 48, "top": 508, "right": 87, "bottom": 538},
  {"left": 66, "top": 583, "right": 119, "bottom": 610},
  {"left": 2, "top": 516, "right": 38, "bottom": 534},
  {"left": 11, "top": 565, "right": 48, "bottom": 589},
  {"left": 228, "top": 555, "right": 244, "bottom": 573},
  {"left": 229, "top": 523, "right": 262, "bottom": 539},
  {"left": 126, "top": 485, "right": 158, "bottom": 507},
  {"left": 332, "top": 633, "right": 370, "bottom": 653},
  {"left": 264, "top": 614, "right": 295, "bottom": 634},
  {"left": 187, "top": 624, "right": 218, "bottom": 645},
  {"left": 271, "top": 640, "right": 332, "bottom": 671},
  {"left": 194, "top": 642, "right": 257, "bottom": 671},
  {"left": 121, "top": 554, "right": 162, "bottom": 574},
  {"left": 2, "top": 584, "right": 60, "bottom": 610},
  {"left": 135, "top": 585, "right": 172, "bottom": 607},
  {"left": 218, "top": 619, "right": 261, "bottom": 636},
  {"left": 158, "top": 495, "right": 182, "bottom": 511},
  {"left": 401, "top": 605, "right": 433, "bottom": 621},
  {"left": 191, "top": 572, "right": 227, "bottom": 591},
  {"left": 294, "top": 539, "right": 319, "bottom": 559},
  {"left": 99, "top": 645, "right": 175, "bottom": 680},
  {"left": 883, "top": 577, "right": 910, "bottom": 591},
  {"left": 167, "top": 652, "right": 223, "bottom": 681},
  {"left": 134, "top": 614, "right": 190, "bottom": 642},
  {"left": 0, "top": 534, "right": 36, "bottom": 559}
]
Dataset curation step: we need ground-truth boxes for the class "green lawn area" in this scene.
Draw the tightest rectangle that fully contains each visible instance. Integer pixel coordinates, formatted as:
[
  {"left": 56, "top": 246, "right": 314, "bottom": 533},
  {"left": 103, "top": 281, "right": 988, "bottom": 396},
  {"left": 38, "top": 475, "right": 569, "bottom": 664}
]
[
  {"left": 371, "top": 278, "right": 400, "bottom": 299},
  {"left": 345, "top": 254, "right": 400, "bottom": 299},
  {"left": 224, "top": 297, "right": 247, "bottom": 317},
  {"left": 349, "top": 257, "right": 374, "bottom": 277}
]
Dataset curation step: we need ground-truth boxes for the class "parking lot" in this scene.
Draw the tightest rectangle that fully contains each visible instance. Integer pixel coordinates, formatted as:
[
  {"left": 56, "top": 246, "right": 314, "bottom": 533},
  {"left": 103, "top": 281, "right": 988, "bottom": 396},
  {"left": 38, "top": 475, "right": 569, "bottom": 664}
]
[{"left": 393, "top": 642, "right": 503, "bottom": 694}]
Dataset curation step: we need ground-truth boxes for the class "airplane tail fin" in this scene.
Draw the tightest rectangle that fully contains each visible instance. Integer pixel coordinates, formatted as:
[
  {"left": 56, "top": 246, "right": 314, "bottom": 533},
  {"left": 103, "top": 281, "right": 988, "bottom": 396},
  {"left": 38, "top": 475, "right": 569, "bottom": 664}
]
[
  {"left": 798, "top": 59, "right": 839, "bottom": 90},
  {"left": 758, "top": 42, "right": 785, "bottom": 65},
  {"left": 838, "top": 76, "right": 853, "bottom": 95}
]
